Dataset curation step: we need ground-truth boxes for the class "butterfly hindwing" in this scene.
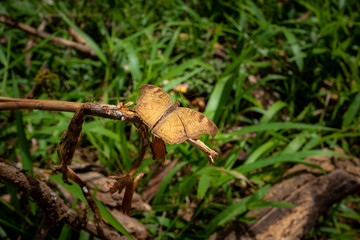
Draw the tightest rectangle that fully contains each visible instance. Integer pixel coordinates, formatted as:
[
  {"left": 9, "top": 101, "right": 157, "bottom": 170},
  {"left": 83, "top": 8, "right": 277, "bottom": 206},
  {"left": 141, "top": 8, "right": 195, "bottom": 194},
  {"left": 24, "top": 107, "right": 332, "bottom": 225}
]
[
  {"left": 152, "top": 112, "right": 188, "bottom": 144},
  {"left": 176, "top": 107, "right": 218, "bottom": 140}
]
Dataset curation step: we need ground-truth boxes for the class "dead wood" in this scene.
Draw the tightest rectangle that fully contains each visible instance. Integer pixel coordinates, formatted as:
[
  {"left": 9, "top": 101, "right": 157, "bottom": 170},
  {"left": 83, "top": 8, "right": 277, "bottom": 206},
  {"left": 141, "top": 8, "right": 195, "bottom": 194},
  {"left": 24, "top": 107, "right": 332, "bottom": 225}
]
[
  {"left": 24, "top": 19, "right": 48, "bottom": 69},
  {"left": 0, "top": 14, "right": 95, "bottom": 55},
  {"left": 66, "top": 163, "right": 151, "bottom": 239},
  {"left": 72, "top": 164, "right": 151, "bottom": 212},
  {"left": 142, "top": 159, "right": 178, "bottom": 203},
  {"left": 215, "top": 149, "right": 360, "bottom": 240},
  {"left": 13, "top": 161, "right": 151, "bottom": 239},
  {"left": 55, "top": 106, "right": 86, "bottom": 184},
  {"left": 0, "top": 97, "right": 139, "bottom": 122},
  {"left": 0, "top": 161, "right": 126, "bottom": 240}
]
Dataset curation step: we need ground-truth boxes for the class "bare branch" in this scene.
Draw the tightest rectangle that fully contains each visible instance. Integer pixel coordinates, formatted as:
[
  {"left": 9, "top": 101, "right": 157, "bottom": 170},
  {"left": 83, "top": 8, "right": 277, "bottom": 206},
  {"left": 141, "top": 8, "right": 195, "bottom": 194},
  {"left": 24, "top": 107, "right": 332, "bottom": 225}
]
[
  {"left": 0, "top": 14, "right": 95, "bottom": 55},
  {"left": 0, "top": 97, "right": 139, "bottom": 122},
  {"left": 0, "top": 97, "right": 83, "bottom": 112},
  {"left": 0, "top": 161, "right": 127, "bottom": 240}
]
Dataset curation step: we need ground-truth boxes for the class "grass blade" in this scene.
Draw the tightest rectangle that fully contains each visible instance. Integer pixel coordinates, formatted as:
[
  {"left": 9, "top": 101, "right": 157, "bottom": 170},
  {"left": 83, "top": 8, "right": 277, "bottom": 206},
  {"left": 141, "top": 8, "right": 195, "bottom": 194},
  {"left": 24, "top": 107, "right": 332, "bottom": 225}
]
[
  {"left": 342, "top": 92, "right": 360, "bottom": 128},
  {"left": 163, "top": 27, "right": 180, "bottom": 59},
  {"left": 282, "top": 28, "right": 304, "bottom": 71},
  {"left": 58, "top": 11, "right": 107, "bottom": 64},
  {"left": 197, "top": 174, "right": 212, "bottom": 199},
  {"left": 50, "top": 174, "right": 132, "bottom": 238},
  {"left": 13, "top": 81, "right": 33, "bottom": 170},
  {"left": 236, "top": 150, "right": 345, "bottom": 174},
  {"left": 219, "top": 122, "right": 336, "bottom": 140},
  {"left": 124, "top": 42, "right": 141, "bottom": 89},
  {"left": 95, "top": 200, "right": 133, "bottom": 239},
  {"left": 260, "top": 101, "right": 287, "bottom": 123},
  {"left": 15, "top": 111, "right": 33, "bottom": 171},
  {"left": 153, "top": 162, "right": 187, "bottom": 204},
  {"left": 205, "top": 75, "right": 233, "bottom": 122},
  {"left": 205, "top": 185, "right": 270, "bottom": 233},
  {"left": 245, "top": 139, "right": 277, "bottom": 164}
]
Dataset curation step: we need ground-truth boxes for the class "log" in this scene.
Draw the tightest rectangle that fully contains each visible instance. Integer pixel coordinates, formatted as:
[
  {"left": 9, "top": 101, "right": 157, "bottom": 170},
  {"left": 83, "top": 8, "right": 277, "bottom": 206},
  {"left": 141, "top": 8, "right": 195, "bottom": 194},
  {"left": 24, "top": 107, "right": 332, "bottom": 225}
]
[{"left": 216, "top": 149, "right": 360, "bottom": 240}]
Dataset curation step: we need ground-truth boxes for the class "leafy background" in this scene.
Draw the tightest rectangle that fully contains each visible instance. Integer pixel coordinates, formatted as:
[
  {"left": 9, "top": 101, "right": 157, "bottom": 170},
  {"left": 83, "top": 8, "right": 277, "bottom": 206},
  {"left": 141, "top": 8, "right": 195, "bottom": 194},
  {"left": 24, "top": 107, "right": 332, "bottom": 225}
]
[{"left": 1, "top": 0, "right": 360, "bottom": 239}]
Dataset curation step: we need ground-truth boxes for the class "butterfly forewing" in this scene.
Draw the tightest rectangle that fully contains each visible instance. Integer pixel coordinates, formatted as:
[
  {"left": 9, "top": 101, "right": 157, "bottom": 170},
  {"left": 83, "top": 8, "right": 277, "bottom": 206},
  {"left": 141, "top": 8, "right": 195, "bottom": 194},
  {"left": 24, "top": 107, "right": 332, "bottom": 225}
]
[{"left": 134, "top": 84, "right": 173, "bottom": 128}]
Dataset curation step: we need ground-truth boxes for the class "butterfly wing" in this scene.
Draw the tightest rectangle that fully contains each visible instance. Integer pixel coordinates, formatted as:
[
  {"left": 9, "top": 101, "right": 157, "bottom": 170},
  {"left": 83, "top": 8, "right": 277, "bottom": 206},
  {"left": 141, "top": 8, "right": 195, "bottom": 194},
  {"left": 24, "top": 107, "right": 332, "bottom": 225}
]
[
  {"left": 151, "top": 112, "right": 188, "bottom": 144},
  {"left": 135, "top": 84, "right": 218, "bottom": 144},
  {"left": 176, "top": 107, "right": 218, "bottom": 140},
  {"left": 134, "top": 84, "right": 173, "bottom": 128}
]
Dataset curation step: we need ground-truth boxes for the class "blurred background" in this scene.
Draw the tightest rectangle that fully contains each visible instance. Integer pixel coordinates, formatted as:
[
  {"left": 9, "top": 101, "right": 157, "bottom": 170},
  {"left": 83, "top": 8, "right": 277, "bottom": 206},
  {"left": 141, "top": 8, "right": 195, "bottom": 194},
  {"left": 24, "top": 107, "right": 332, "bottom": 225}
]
[{"left": 0, "top": 0, "right": 360, "bottom": 239}]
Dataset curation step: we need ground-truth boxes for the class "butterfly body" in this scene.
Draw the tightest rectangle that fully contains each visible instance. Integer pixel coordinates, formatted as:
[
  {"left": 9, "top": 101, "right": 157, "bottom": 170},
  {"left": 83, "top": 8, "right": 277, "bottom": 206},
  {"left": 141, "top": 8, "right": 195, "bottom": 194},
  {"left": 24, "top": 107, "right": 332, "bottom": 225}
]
[{"left": 151, "top": 101, "right": 180, "bottom": 130}]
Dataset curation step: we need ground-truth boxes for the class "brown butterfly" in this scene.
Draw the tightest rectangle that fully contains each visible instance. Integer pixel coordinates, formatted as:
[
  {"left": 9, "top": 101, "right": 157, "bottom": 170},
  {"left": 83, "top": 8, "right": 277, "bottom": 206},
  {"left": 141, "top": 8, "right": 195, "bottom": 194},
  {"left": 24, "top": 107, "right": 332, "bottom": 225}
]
[{"left": 134, "top": 84, "right": 218, "bottom": 144}]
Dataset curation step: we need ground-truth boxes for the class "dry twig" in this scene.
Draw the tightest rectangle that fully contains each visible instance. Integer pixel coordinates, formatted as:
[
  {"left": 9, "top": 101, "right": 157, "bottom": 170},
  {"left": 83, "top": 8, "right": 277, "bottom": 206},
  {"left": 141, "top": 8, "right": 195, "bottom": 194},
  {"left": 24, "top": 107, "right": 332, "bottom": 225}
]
[{"left": 0, "top": 14, "right": 95, "bottom": 55}]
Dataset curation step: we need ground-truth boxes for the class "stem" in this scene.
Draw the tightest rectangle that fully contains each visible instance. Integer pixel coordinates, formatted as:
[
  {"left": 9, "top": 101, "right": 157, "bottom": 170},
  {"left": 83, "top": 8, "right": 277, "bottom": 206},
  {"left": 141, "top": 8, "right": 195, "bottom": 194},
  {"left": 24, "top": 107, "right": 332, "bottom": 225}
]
[
  {"left": 0, "top": 97, "right": 83, "bottom": 112},
  {"left": 0, "top": 14, "right": 94, "bottom": 55}
]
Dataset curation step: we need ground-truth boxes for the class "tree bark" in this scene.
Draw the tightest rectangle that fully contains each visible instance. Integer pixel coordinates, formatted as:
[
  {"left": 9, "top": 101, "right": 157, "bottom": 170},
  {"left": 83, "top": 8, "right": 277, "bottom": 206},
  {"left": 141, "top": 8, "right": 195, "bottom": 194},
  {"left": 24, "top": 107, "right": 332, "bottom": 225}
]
[
  {"left": 215, "top": 149, "right": 360, "bottom": 240},
  {"left": 0, "top": 161, "right": 126, "bottom": 240}
]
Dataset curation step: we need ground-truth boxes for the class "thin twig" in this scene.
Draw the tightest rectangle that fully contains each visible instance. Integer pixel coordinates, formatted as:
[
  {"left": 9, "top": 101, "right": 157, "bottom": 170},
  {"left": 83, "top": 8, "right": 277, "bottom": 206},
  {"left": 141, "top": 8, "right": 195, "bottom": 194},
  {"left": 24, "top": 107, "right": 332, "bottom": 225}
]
[
  {"left": 24, "top": 19, "right": 48, "bottom": 69},
  {"left": 54, "top": 106, "right": 105, "bottom": 235},
  {"left": 0, "top": 97, "right": 138, "bottom": 122},
  {"left": 0, "top": 14, "right": 95, "bottom": 55},
  {"left": 0, "top": 97, "right": 83, "bottom": 112}
]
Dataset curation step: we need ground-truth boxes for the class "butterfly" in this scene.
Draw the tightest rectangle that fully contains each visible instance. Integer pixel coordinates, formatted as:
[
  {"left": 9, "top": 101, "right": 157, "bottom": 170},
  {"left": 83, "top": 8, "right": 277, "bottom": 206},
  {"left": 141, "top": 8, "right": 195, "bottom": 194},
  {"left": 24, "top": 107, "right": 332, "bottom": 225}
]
[{"left": 134, "top": 84, "right": 218, "bottom": 144}]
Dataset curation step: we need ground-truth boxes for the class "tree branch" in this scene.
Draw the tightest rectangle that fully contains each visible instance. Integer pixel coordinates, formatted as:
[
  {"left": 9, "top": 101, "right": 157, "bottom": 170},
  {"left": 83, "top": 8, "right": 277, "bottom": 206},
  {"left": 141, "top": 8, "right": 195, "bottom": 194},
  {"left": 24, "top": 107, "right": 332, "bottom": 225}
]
[
  {"left": 0, "top": 161, "right": 127, "bottom": 240},
  {"left": 0, "top": 14, "right": 95, "bottom": 55},
  {"left": 0, "top": 97, "right": 139, "bottom": 122},
  {"left": 0, "top": 97, "right": 218, "bottom": 158}
]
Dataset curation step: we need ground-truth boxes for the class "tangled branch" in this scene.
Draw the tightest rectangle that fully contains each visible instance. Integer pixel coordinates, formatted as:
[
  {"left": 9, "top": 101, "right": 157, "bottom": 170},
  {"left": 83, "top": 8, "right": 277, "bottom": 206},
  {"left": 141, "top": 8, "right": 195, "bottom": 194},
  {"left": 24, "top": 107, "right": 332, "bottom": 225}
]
[
  {"left": 0, "top": 161, "right": 126, "bottom": 240},
  {"left": 0, "top": 96, "right": 218, "bottom": 238},
  {"left": 0, "top": 14, "right": 95, "bottom": 55}
]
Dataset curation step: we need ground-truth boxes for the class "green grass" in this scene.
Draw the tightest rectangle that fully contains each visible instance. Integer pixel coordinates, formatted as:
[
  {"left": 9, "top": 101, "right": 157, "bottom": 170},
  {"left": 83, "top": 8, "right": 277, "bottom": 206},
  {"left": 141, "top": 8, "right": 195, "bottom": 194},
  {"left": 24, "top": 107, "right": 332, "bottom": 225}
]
[{"left": 1, "top": 0, "right": 360, "bottom": 239}]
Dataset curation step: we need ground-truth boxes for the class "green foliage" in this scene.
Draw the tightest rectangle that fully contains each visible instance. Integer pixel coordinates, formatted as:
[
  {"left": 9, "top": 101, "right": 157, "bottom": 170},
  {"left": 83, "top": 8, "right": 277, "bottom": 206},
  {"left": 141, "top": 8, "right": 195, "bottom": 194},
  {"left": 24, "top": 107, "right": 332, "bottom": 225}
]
[
  {"left": 50, "top": 174, "right": 132, "bottom": 239},
  {"left": 1, "top": 0, "right": 360, "bottom": 239},
  {"left": 309, "top": 196, "right": 360, "bottom": 240}
]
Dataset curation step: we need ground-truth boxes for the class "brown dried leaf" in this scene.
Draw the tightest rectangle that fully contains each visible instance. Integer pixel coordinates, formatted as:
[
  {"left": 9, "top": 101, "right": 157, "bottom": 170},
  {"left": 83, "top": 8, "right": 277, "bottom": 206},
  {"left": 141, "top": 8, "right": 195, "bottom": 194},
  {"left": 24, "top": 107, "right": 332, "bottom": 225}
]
[{"left": 150, "top": 135, "right": 167, "bottom": 161}]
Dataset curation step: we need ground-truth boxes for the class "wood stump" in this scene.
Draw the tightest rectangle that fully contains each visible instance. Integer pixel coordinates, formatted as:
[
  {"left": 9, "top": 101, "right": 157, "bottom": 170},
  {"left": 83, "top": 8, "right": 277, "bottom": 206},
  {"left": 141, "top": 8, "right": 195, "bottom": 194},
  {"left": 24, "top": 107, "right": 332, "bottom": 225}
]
[{"left": 215, "top": 148, "right": 360, "bottom": 240}]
